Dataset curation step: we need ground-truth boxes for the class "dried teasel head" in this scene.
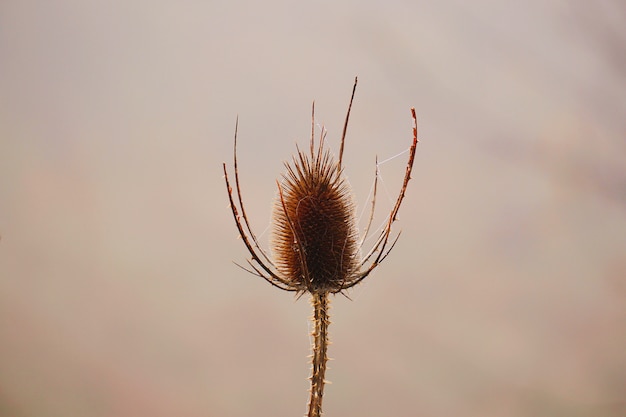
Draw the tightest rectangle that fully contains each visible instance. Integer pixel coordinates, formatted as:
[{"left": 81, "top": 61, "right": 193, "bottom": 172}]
[
  {"left": 223, "top": 77, "right": 418, "bottom": 417},
  {"left": 271, "top": 122, "right": 360, "bottom": 294},
  {"left": 223, "top": 77, "right": 418, "bottom": 296}
]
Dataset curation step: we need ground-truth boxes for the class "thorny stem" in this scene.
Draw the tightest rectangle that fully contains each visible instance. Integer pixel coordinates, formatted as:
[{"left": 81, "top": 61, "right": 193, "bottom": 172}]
[{"left": 308, "top": 292, "right": 330, "bottom": 417}]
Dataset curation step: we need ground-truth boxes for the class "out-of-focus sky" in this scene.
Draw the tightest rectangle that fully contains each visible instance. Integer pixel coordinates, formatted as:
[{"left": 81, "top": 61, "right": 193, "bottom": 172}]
[{"left": 1, "top": 1, "right": 625, "bottom": 416}]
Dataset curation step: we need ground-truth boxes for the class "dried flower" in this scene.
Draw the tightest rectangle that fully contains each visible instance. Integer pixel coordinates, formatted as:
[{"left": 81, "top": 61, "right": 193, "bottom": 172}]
[{"left": 223, "top": 77, "right": 418, "bottom": 416}]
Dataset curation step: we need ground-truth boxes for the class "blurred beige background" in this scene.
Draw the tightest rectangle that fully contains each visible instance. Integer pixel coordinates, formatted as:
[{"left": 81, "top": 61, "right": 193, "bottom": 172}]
[{"left": 1, "top": 1, "right": 625, "bottom": 416}]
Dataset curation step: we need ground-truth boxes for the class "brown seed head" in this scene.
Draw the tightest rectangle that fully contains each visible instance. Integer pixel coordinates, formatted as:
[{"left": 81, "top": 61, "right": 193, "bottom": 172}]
[
  {"left": 271, "top": 139, "right": 359, "bottom": 294},
  {"left": 224, "top": 77, "right": 418, "bottom": 298}
]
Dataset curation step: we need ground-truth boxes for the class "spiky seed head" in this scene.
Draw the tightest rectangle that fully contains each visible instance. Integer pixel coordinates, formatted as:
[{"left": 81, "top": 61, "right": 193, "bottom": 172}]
[{"left": 271, "top": 144, "right": 359, "bottom": 294}]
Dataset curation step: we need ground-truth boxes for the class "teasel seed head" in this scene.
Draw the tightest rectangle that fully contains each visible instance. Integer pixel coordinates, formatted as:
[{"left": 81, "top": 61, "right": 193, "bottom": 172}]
[{"left": 271, "top": 138, "right": 359, "bottom": 295}]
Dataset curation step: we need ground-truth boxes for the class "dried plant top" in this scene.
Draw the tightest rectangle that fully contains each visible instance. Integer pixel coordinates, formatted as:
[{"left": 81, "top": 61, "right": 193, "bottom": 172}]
[
  {"left": 223, "top": 77, "right": 419, "bottom": 296},
  {"left": 223, "top": 77, "right": 419, "bottom": 417}
]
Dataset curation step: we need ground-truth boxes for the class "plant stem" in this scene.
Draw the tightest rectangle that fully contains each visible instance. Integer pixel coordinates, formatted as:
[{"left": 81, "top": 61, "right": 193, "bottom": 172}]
[{"left": 308, "top": 291, "right": 330, "bottom": 417}]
